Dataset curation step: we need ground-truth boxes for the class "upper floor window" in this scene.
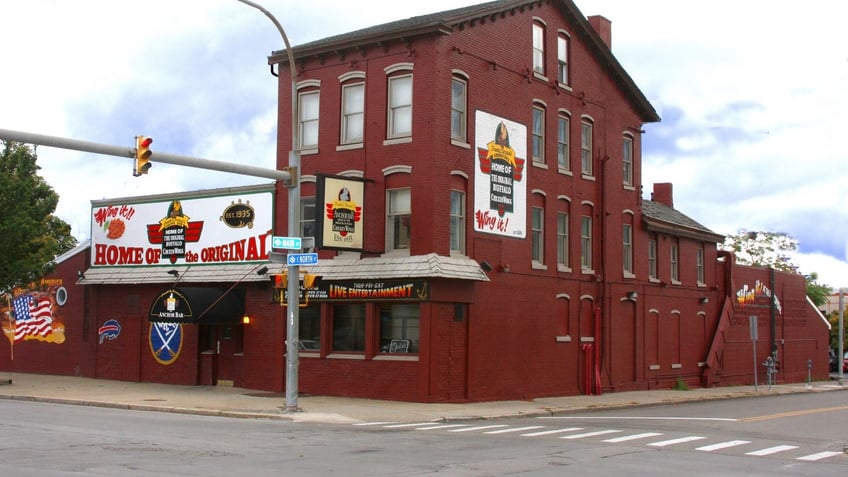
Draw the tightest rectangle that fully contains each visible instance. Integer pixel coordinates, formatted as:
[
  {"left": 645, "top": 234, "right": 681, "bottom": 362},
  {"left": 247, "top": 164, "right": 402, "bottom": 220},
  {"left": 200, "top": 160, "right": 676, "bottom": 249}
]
[
  {"left": 387, "top": 74, "right": 413, "bottom": 139},
  {"left": 581, "top": 120, "right": 593, "bottom": 176},
  {"left": 451, "top": 75, "right": 468, "bottom": 143},
  {"left": 648, "top": 238, "right": 658, "bottom": 280},
  {"left": 623, "top": 224, "right": 633, "bottom": 276},
  {"left": 450, "top": 190, "right": 465, "bottom": 254},
  {"left": 298, "top": 90, "right": 320, "bottom": 150},
  {"left": 532, "top": 21, "right": 545, "bottom": 75},
  {"left": 532, "top": 104, "right": 545, "bottom": 164},
  {"left": 557, "top": 33, "right": 569, "bottom": 85},
  {"left": 341, "top": 82, "right": 364, "bottom": 145},
  {"left": 581, "top": 215, "right": 592, "bottom": 271},
  {"left": 557, "top": 211, "right": 569, "bottom": 269},
  {"left": 557, "top": 112, "right": 570, "bottom": 172},
  {"left": 387, "top": 188, "right": 411, "bottom": 252},
  {"left": 623, "top": 134, "right": 634, "bottom": 186},
  {"left": 696, "top": 246, "right": 705, "bottom": 284},
  {"left": 532, "top": 206, "right": 544, "bottom": 264},
  {"left": 670, "top": 241, "right": 680, "bottom": 283},
  {"left": 300, "top": 196, "right": 315, "bottom": 239}
]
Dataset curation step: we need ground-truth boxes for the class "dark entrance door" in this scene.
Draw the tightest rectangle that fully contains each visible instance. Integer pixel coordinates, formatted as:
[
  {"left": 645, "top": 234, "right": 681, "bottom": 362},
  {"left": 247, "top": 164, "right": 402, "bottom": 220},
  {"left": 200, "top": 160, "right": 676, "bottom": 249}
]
[{"left": 199, "top": 324, "right": 243, "bottom": 386}]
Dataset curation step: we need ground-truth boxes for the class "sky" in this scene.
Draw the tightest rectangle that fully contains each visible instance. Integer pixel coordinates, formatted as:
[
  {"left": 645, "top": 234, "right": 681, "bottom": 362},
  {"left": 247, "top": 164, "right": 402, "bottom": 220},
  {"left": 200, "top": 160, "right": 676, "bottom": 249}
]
[{"left": 1, "top": 0, "right": 847, "bottom": 288}]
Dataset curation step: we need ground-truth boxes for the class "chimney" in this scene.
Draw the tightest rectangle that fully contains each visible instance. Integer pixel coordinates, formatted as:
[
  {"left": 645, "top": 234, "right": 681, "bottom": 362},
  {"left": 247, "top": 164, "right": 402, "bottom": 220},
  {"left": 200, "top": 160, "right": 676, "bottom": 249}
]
[
  {"left": 588, "top": 15, "right": 612, "bottom": 49},
  {"left": 651, "top": 183, "right": 674, "bottom": 208}
]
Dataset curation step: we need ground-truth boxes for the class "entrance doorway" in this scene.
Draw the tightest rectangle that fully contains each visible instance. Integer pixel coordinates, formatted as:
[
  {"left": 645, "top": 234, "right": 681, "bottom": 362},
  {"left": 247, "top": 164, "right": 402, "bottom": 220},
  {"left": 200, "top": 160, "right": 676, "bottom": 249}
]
[{"left": 199, "top": 324, "right": 243, "bottom": 386}]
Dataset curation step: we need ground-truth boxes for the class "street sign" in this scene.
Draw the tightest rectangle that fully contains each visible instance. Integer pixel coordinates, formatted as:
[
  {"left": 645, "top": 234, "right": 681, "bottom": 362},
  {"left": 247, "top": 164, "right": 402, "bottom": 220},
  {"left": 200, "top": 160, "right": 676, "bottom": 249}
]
[
  {"left": 287, "top": 253, "right": 318, "bottom": 265},
  {"left": 272, "top": 236, "right": 302, "bottom": 249}
]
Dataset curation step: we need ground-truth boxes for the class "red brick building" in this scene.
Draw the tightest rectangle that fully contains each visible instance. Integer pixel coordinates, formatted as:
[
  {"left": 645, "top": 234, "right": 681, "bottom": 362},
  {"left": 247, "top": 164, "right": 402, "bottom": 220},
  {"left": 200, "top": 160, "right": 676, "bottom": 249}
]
[{"left": 0, "top": 0, "right": 830, "bottom": 402}]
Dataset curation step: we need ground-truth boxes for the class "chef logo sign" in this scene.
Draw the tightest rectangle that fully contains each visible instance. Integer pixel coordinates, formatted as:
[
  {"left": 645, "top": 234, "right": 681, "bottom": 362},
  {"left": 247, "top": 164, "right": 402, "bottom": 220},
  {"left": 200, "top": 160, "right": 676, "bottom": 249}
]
[{"left": 316, "top": 175, "right": 366, "bottom": 251}]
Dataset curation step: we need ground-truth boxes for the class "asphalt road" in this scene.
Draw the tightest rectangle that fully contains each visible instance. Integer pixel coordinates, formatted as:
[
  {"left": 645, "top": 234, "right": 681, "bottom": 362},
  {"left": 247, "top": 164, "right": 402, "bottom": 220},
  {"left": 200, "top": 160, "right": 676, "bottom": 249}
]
[{"left": 1, "top": 391, "right": 845, "bottom": 476}]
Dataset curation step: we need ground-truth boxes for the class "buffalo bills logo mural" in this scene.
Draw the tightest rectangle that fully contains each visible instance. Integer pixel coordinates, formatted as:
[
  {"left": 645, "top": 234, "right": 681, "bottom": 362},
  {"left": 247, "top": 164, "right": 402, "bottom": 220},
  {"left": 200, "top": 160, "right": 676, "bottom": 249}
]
[{"left": 98, "top": 319, "right": 121, "bottom": 344}]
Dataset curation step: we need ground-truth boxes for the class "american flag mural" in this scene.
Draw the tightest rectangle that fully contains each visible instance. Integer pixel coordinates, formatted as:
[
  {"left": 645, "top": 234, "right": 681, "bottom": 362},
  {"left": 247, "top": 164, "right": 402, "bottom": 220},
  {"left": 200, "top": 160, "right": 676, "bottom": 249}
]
[{"left": 12, "top": 294, "right": 54, "bottom": 341}]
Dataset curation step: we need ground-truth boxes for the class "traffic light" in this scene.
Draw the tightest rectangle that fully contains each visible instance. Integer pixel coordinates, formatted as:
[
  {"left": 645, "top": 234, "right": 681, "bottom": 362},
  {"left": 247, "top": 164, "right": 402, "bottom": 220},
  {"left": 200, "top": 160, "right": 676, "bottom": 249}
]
[
  {"left": 272, "top": 273, "right": 288, "bottom": 289},
  {"left": 302, "top": 273, "right": 319, "bottom": 289},
  {"left": 133, "top": 135, "right": 153, "bottom": 176}
]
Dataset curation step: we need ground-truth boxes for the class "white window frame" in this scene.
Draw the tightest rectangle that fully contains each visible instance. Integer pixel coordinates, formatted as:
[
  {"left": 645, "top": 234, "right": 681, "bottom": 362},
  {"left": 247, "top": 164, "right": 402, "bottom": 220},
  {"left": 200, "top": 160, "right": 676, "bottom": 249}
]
[
  {"left": 298, "top": 90, "right": 320, "bottom": 151},
  {"left": 623, "top": 224, "right": 633, "bottom": 276},
  {"left": 670, "top": 241, "right": 680, "bottom": 283},
  {"left": 532, "top": 22, "right": 545, "bottom": 75},
  {"left": 581, "top": 215, "right": 592, "bottom": 271},
  {"left": 450, "top": 190, "right": 465, "bottom": 255},
  {"left": 557, "top": 212, "right": 569, "bottom": 269},
  {"left": 648, "top": 238, "right": 658, "bottom": 280},
  {"left": 387, "top": 74, "right": 413, "bottom": 139},
  {"left": 532, "top": 104, "right": 545, "bottom": 164},
  {"left": 581, "top": 120, "right": 593, "bottom": 176},
  {"left": 557, "top": 112, "right": 570, "bottom": 172},
  {"left": 386, "top": 188, "right": 411, "bottom": 253},
  {"left": 696, "top": 246, "right": 705, "bottom": 285},
  {"left": 557, "top": 33, "right": 569, "bottom": 85},
  {"left": 341, "top": 82, "right": 364, "bottom": 145},
  {"left": 450, "top": 76, "right": 468, "bottom": 144},
  {"left": 532, "top": 206, "right": 544, "bottom": 264},
  {"left": 623, "top": 134, "right": 634, "bottom": 187}
]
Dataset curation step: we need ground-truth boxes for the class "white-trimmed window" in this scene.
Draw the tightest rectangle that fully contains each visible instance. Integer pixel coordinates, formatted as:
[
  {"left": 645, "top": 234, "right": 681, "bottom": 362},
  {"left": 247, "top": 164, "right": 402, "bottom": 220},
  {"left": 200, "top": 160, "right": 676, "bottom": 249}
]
[
  {"left": 696, "top": 246, "right": 705, "bottom": 284},
  {"left": 670, "top": 241, "right": 680, "bottom": 282},
  {"left": 557, "top": 212, "right": 569, "bottom": 268},
  {"left": 648, "top": 238, "right": 658, "bottom": 280},
  {"left": 623, "top": 134, "right": 634, "bottom": 186},
  {"left": 450, "top": 190, "right": 465, "bottom": 254},
  {"left": 388, "top": 74, "right": 413, "bottom": 138},
  {"left": 451, "top": 76, "right": 467, "bottom": 143},
  {"left": 557, "top": 112, "right": 570, "bottom": 171},
  {"left": 532, "top": 206, "right": 544, "bottom": 264},
  {"left": 341, "top": 82, "right": 364, "bottom": 144},
  {"left": 300, "top": 196, "right": 315, "bottom": 239},
  {"left": 581, "top": 215, "right": 592, "bottom": 270},
  {"left": 532, "top": 21, "right": 545, "bottom": 74},
  {"left": 532, "top": 104, "right": 545, "bottom": 164},
  {"left": 387, "top": 188, "right": 411, "bottom": 251},
  {"left": 298, "top": 90, "right": 320, "bottom": 150},
  {"left": 557, "top": 33, "right": 569, "bottom": 84},
  {"left": 581, "top": 120, "right": 593, "bottom": 176},
  {"left": 623, "top": 224, "right": 633, "bottom": 275}
]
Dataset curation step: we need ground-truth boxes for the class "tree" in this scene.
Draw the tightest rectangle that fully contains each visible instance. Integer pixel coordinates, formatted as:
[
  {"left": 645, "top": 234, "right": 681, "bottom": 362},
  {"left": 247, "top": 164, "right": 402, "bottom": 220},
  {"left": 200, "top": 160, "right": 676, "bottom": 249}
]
[
  {"left": 722, "top": 230, "right": 831, "bottom": 305},
  {"left": 0, "top": 141, "right": 77, "bottom": 292}
]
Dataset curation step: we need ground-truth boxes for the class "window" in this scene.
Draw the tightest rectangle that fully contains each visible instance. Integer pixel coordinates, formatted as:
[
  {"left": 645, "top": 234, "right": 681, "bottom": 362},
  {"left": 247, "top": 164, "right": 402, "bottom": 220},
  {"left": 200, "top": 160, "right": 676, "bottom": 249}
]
[
  {"left": 670, "top": 241, "right": 680, "bottom": 282},
  {"left": 696, "top": 246, "right": 705, "bottom": 284},
  {"left": 623, "top": 135, "right": 634, "bottom": 186},
  {"left": 532, "top": 105, "right": 545, "bottom": 164},
  {"left": 623, "top": 224, "right": 633, "bottom": 275},
  {"left": 557, "top": 113, "right": 570, "bottom": 171},
  {"left": 299, "top": 305, "right": 321, "bottom": 352},
  {"left": 300, "top": 196, "right": 315, "bottom": 239},
  {"left": 581, "top": 215, "right": 592, "bottom": 270},
  {"left": 557, "top": 212, "right": 569, "bottom": 268},
  {"left": 581, "top": 120, "right": 593, "bottom": 176},
  {"left": 450, "top": 190, "right": 465, "bottom": 254},
  {"left": 332, "top": 304, "right": 365, "bottom": 352},
  {"left": 341, "top": 82, "right": 364, "bottom": 144},
  {"left": 451, "top": 76, "right": 467, "bottom": 143},
  {"left": 387, "top": 188, "right": 411, "bottom": 251},
  {"left": 298, "top": 90, "right": 320, "bottom": 150},
  {"left": 648, "top": 238, "right": 658, "bottom": 280},
  {"left": 557, "top": 33, "right": 569, "bottom": 84},
  {"left": 380, "top": 304, "right": 419, "bottom": 353},
  {"left": 532, "top": 206, "right": 544, "bottom": 264},
  {"left": 532, "top": 22, "right": 545, "bottom": 74},
  {"left": 388, "top": 74, "right": 412, "bottom": 138}
]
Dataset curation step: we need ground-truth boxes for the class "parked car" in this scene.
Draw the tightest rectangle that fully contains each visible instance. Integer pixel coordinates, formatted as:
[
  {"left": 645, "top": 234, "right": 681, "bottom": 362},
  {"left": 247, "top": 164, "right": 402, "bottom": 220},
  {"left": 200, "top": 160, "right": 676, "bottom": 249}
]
[{"left": 829, "top": 349, "right": 838, "bottom": 372}]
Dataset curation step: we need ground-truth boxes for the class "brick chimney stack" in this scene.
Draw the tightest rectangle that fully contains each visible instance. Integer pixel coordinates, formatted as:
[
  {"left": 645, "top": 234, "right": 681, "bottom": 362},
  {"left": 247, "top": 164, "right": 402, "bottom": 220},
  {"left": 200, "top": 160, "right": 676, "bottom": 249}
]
[
  {"left": 588, "top": 15, "right": 612, "bottom": 49},
  {"left": 651, "top": 183, "right": 674, "bottom": 208}
]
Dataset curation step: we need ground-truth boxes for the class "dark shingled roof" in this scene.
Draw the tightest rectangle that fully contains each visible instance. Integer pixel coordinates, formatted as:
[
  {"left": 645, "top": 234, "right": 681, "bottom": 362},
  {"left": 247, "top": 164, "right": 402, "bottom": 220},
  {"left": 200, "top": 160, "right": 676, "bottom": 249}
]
[{"left": 642, "top": 200, "right": 724, "bottom": 243}]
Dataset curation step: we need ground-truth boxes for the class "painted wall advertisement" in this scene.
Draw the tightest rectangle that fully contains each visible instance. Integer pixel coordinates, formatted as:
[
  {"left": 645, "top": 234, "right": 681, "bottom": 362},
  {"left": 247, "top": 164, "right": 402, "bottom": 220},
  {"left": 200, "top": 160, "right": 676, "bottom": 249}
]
[
  {"left": 315, "top": 174, "right": 365, "bottom": 251},
  {"left": 89, "top": 190, "right": 273, "bottom": 267},
  {"left": 474, "top": 110, "right": 527, "bottom": 238}
]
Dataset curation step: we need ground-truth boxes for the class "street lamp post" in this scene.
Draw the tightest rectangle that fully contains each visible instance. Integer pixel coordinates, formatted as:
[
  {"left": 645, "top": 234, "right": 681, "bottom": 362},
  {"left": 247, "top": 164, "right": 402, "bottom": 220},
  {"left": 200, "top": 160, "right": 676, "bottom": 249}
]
[
  {"left": 839, "top": 288, "right": 845, "bottom": 384},
  {"left": 236, "top": 0, "right": 301, "bottom": 411}
]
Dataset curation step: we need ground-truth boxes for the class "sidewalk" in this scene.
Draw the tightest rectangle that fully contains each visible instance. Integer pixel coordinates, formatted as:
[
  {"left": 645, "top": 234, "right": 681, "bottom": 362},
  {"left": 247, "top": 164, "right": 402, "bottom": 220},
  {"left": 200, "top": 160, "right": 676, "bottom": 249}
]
[{"left": 0, "top": 372, "right": 844, "bottom": 424}]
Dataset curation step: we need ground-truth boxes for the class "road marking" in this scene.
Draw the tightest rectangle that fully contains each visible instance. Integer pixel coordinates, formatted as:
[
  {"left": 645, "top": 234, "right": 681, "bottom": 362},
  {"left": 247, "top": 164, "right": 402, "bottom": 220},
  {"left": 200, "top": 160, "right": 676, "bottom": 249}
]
[
  {"left": 745, "top": 445, "right": 799, "bottom": 456},
  {"left": 603, "top": 432, "right": 664, "bottom": 443},
  {"left": 484, "top": 426, "right": 545, "bottom": 435},
  {"left": 796, "top": 451, "right": 843, "bottom": 461},
  {"left": 521, "top": 427, "right": 583, "bottom": 437},
  {"left": 696, "top": 440, "right": 751, "bottom": 452},
  {"left": 415, "top": 424, "right": 468, "bottom": 431},
  {"left": 354, "top": 422, "right": 398, "bottom": 426},
  {"left": 560, "top": 429, "right": 621, "bottom": 440},
  {"left": 449, "top": 424, "right": 509, "bottom": 433},
  {"left": 540, "top": 416, "right": 737, "bottom": 422},
  {"left": 648, "top": 436, "right": 706, "bottom": 447},
  {"left": 741, "top": 405, "right": 848, "bottom": 422},
  {"left": 383, "top": 422, "right": 438, "bottom": 428}
]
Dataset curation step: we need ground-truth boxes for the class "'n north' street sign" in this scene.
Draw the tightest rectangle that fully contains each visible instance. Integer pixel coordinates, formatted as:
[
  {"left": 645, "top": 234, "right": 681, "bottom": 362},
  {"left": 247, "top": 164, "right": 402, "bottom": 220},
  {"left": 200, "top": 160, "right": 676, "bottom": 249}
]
[
  {"left": 287, "top": 253, "right": 318, "bottom": 265},
  {"left": 272, "top": 236, "right": 302, "bottom": 249}
]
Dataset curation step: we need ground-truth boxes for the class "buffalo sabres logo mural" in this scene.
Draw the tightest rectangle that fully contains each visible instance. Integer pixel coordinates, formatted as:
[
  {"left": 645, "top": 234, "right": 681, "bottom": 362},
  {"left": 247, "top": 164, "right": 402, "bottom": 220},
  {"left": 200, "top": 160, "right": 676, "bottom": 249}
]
[{"left": 149, "top": 322, "right": 183, "bottom": 365}]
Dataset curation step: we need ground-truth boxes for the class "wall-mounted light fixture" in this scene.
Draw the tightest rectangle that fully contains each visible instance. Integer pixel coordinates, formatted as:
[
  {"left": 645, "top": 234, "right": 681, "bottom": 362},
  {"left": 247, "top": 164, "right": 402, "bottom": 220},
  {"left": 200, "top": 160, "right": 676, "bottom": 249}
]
[
  {"left": 626, "top": 291, "right": 638, "bottom": 301},
  {"left": 699, "top": 297, "right": 709, "bottom": 304},
  {"left": 498, "top": 264, "right": 511, "bottom": 273},
  {"left": 480, "top": 260, "right": 493, "bottom": 272},
  {"left": 167, "top": 270, "right": 180, "bottom": 277},
  {"left": 242, "top": 315, "right": 251, "bottom": 324},
  {"left": 256, "top": 266, "right": 269, "bottom": 276},
  {"left": 76, "top": 270, "right": 85, "bottom": 279}
]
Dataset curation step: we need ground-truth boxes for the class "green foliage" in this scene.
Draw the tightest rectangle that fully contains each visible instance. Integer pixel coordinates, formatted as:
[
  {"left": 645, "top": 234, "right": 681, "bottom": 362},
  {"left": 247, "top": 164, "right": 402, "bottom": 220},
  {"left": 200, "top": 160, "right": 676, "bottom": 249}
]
[
  {"left": 672, "top": 377, "right": 689, "bottom": 391},
  {"left": 804, "top": 272, "right": 831, "bottom": 307},
  {"left": 0, "top": 141, "right": 77, "bottom": 292}
]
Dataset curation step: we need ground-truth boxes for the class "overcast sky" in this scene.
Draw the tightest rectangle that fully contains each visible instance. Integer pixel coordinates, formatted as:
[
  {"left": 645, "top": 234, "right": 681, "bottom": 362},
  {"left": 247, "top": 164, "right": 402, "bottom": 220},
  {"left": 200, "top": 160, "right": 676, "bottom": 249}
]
[{"left": 1, "top": 0, "right": 847, "bottom": 288}]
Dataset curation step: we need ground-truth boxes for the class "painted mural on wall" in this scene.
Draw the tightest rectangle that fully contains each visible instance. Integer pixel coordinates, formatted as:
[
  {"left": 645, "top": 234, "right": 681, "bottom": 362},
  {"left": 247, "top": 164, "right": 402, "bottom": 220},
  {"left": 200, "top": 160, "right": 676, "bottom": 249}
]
[
  {"left": 474, "top": 110, "right": 527, "bottom": 238},
  {"left": 90, "top": 190, "right": 273, "bottom": 267},
  {"left": 1, "top": 279, "right": 67, "bottom": 348},
  {"left": 149, "top": 322, "right": 183, "bottom": 365},
  {"left": 736, "top": 280, "right": 783, "bottom": 314},
  {"left": 97, "top": 319, "right": 121, "bottom": 344}
]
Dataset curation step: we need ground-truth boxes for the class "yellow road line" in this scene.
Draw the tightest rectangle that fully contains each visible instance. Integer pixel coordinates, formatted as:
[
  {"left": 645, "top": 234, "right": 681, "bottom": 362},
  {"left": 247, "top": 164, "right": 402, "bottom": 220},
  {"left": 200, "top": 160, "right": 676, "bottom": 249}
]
[{"left": 740, "top": 405, "right": 848, "bottom": 422}]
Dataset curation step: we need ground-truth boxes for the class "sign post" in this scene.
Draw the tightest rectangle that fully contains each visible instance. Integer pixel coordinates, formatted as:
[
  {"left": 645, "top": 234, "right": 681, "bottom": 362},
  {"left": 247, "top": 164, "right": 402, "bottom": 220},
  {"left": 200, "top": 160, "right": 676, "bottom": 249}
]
[{"left": 750, "top": 315, "right": 759, "bottom": 392}]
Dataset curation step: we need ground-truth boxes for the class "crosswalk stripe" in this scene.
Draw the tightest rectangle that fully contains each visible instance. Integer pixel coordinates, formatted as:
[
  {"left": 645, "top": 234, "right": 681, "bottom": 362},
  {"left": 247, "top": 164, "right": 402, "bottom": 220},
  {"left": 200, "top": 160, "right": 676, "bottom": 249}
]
[
  {"left": 354, "top": 421, "right": 398, "bottom": 426},
  {"left": 648, "top": 436, "right": 706, "bottom": 447},
  {"left": 449, "top": 424, "right": 509, "bottom": 433},
  {"left": 560, "top": 429, "right": 621, "bottom": 440},
  {"left": 521, "top": 427, "right": 583, "bottom": 437},
  {"left": 745, "top": 445, "right": 799, "bottom": 456},
  {"left": 484, "top": 426, "right": 545, "bottom": 435},
  {"left": 796, "top": 451, "right": 843, "bottom": 461},
  {"left": 696, "top": 440, "right": 751, "bottom": 452},
  {"left": 383, "top": 422, "right": 437, "bottom": 428},
  {"left": 415, "top": 424, "right": 468, "bottom": 431},
  {"left": 603, "top": 432, "right": 663, "bottom": 443}
]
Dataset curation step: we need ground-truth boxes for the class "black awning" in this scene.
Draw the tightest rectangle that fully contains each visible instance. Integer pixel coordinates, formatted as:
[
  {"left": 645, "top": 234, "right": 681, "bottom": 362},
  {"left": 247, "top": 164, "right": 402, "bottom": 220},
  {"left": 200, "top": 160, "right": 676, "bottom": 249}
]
[{"left": 149, "top": 287, "right": 245, "bottom": 324}]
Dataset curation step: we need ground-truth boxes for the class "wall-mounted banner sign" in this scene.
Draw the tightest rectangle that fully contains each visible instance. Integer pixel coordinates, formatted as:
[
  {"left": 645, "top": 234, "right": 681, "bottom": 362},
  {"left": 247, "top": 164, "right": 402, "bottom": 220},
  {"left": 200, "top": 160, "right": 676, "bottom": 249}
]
[
  {"left": 315, "top": 174, "right": 366, "bottom": 251},
  {"left": 90, "top": 189, "right": 273, "bottom": 267},
  {"left": 474, "top": 110, "right": 527, "bottom": 238},
  {"left": 273, "top": 279, "right": 429, "bottom": 303},
  {"left": 148, "top": 287, "right": 244, "bottom": 324}
]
